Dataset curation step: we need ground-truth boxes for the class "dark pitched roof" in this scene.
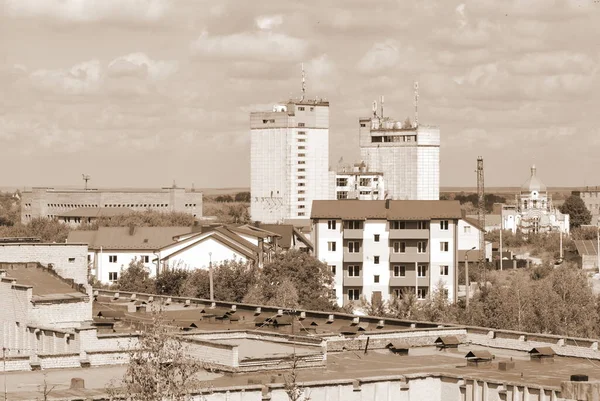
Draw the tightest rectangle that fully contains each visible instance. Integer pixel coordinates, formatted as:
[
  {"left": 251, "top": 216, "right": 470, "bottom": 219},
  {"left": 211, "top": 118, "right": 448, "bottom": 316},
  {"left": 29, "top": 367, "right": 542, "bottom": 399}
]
[
  {"left": 58, "top": 207, "right": 135, "bottom": 218},
  {"left": 230, "top": 225, "right": 281, "bottom": 239},
  {"left": 311, "top": 200, "right": 462, "bottom": 220},
  {"left": 574, "top": 240, "right": 598, "bottom": 256},
  {"left": 435, "top": 336, "right": 460, "bottom": 346},
  {"left": 463, "top": 217, "right": 485, "bottom": 232},
  {"left": 258, "top": 224, "right": 313, "bottom": 250},
  {"left": 67, "top": 226, "right": 192, "bottom": 250},
  {"left": 529, "top": 347, "right": 555, "bottom": 356},
  {"left": 465, "top": 350, "right": 493, "bottom": 360}
]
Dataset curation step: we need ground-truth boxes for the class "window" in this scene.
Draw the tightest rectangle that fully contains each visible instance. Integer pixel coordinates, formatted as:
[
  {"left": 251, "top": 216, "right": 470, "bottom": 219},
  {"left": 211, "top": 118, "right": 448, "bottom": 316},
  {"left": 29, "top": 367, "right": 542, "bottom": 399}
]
[
  {"left": 298, "top": 146, "right": 305, "bottom": 150},
  {"left": 348, "top": 265, "right": 360, "bottom": 276},
  {"left": 464, "top": 226, "right": 471, "bottom": 234},
  {"left": 418, "top": 265, "right": 427, "bottom": 277},
  {"left": 109, "top": 255, "right": 118, "bottom": 263},
  {"left": 298, "top": 153, "right": 306, "bottom": 157},
  {"left": 417, "top": 287, "right": 427, "bottom": 300},
  {"left": 141, "top": 255, "right": 149, "bottom": 263},
  {"left": 417, "top": 241, "right": 427, "bottom": 253},
  {"left": 348, "top": 289, "right": 360, "bottom": 301},
  {"left": 298, "top": 106, "right": 305, "bottom": 111},
  {"left": 417, "top": 221, "right": 428, "bottom": 230},
  {"left": 359, "top": 178, "right": 371, "bottom": 186},
  {"left": 336, "top": 178, "right": 348, "bottom": 186},
  {"left": 298, "top": 123, "right": 305, "bottom": 127},
  {"left": 298, "top": 190, "right": 305, "bottom": 194},
  {"left": 393, "top": 265, "right": 406, "bottom": 277},
  {"left": 298, "top": 183, "right": 305, "bottom": 187},
  {"left": 345, "top": 220, "right": 363, "bottom": 229},
  {"left": 298, "top": 175, "right": 306, "bottom": 180},
  {"left": 360, "top": 123, "right": 366, "bottom": 127},
  {"left": 298, "top": 197, "right": 305, "bottom": 201},
  {"left": 108, "top": 272, "right": 118, "bottom": 282},
  {"left": 329, "top": 265, "right": 336, "bottom": 275},
  {"left": 298, "top": 212, "right": 305, "bottom": 216},
  {"left": 310, "top": 107, "right": 314, "bottom": 111},
  {"left": 298, "top": 138, "right": 306, "bottom": 142},
  {"left": 440, "top": 220, "right": 449, "bottom": 230},
  {"left": 298, "top": 131, "right": 306, "bottom": 135},
  {"left": 337, "top": 191, "right": 348, "bottom": 199},
  {"left": 298, "top": 168, "right": 305, "bottom": 172},
  {"left": 440, "top": 265, "right": 449, "bottom": 276},
  {"left": 374, "top": 256, "right": 380, "bottom": 264},
  {"left": 348, "top": 241, "right": 361, "bottom": 253},
  {"left": 298, "top": 205, "right": 305, "bottom": 209},
  {"left": 391, "top": 221, "right": 406, "bottom": 230},
  {"left": 374, "top": 234, "right": 380, "bottom": 242},
  {"left": 298, "top": 161, "right": 305, "bottom": 165},
  {"left": 68, "top": 258, "right": 75, "bottom": 263},
  {"left": 393, "top": 241, "right": 406, "bottom": 253},
  {"left": 374, "top": 275, "right": 380, "bottom": 283},
  {"left": 440, "top": 242, "right": 449, "bottom": 252},
  {"left": 328, "top": 241, "right": 337, "bottom": 252},
  {"left": 328, "top": 220, "right": 337, "bottom": 230}
]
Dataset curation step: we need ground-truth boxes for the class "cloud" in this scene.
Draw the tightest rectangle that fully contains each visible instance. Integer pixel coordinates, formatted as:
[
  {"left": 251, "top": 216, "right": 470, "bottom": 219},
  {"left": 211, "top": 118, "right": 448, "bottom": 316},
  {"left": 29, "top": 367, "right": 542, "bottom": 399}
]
[
  {"left": 3, "top": 0, "right": 170, "bottom": 23},
  {"left": 356, "top": 40, "right": 401, "bottom": 74},
  {"left": 108, "top": 53, "right": 179, "bottom": 81},
  {"left": 510, "top": 52, "right": 597, "bottom": 76},
  {"left": 191, "top": 31, "right": 309, "bottom": 62},
  {"left": 255, "top": 15, "right": 283, "bottom": 31},
  {"left": 29, "top": 60, "right": 103, "bottom": 95}
]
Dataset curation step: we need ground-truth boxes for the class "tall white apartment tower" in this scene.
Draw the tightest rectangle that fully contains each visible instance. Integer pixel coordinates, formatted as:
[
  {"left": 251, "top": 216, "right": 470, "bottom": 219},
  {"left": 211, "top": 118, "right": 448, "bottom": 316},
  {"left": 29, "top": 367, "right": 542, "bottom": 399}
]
[
  {"left": 359, "top": 97, "right": 440, "bottom": 200},
  {"left": 250, "top": 98, "right": 330, "bottom": 223}
]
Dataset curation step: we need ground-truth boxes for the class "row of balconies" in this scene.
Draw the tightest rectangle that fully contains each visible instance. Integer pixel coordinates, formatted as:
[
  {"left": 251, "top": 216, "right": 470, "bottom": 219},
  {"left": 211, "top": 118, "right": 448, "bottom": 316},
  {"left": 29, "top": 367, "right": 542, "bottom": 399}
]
[
  {"left": 343, "top": 250, "right": 429, "bottom": 263},
  {"left": 343, "top": 275, "right": 430, "bottom": 287},
  {"left": 343, "top": 228, "right": 430, "bottom": 239}
]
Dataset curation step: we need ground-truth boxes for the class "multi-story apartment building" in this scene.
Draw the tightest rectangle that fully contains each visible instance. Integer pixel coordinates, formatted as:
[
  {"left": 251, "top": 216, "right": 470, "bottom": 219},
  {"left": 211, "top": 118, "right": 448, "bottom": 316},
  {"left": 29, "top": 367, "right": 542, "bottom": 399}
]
[
  {"left": 358, "top": 106, "right": 440, "bottom": 200},
  {"left": 572, "top": 186, "right": 600, "bottom": 225},
  {"left": 311, "top": 199, "right": 463, "bottom": 307},
  {"left": 21, "top": 185, "right": 203, "bottom": 223},
  {"left": 335, "top": 162, "right": 385, "bottom": 201},
  {"left": 250, "top": 99, "right": 331, "bottom": 224}
]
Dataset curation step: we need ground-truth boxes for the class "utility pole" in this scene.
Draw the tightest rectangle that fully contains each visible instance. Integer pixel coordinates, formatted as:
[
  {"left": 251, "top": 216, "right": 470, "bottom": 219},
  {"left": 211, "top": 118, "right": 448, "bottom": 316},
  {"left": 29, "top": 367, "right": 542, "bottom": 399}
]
[
  {"left": 476, "top": 157, "right": 486, "bottom": 286},
  {"left": 3, "top": 346, "right": 6, "bottom": 401},
  {"left": 208, "top": 252, "right": 214, "bottom": 301}
]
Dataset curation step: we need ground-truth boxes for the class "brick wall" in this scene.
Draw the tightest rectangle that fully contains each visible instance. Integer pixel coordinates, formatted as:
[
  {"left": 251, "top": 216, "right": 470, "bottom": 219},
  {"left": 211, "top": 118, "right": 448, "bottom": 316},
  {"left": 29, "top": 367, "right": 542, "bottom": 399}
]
[
  {"left": 30, "top": 301, "right": 92, "bottom": 328},
  {"left": 185, "top": 339, "right": 239, "bottom": 368},
  {"left": 0, "top": 244, "right": 89, "bottom": 285}
]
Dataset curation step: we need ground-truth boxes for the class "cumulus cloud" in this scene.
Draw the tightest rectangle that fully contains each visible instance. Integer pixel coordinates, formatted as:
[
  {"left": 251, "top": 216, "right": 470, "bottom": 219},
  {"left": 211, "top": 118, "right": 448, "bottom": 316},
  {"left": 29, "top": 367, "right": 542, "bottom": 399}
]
[
  {"left": 510, "top": 52, "right": 597, "bottom": 76},
  {"left": 3, "top": 0, "right": 170, "bottom": 23},
  {"left": 191, "top": 31, "right": 309, "bottom": 62},
  {"left": 356, "top": 40, "right": 401, "bottom": 73},
  {"left": 29, "top": 60, "right": 103, "bottom": 95},
  {"left": 255, "top": 15, "right": 283, "bottom": 31},
  {"left": 108, "top": 53, "right": 179, "bottom": 81}
]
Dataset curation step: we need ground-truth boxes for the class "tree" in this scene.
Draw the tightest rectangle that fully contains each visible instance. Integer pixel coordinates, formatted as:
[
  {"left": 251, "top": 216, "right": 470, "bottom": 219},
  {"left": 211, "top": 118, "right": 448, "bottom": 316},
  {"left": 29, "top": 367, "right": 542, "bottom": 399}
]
[
  {"left": 402, "top": 117, "right": 413, "bottom": 129},
  {"left": 243, "top": 251, "right": 336, "bottom": 311},
  {"left": 155, "top": 268, "right": 191, "bottom": 296},
  {"left": 0, "top": 217, "right": 70, "bottom": 243},
  {"left": 234, "top": 192, "right": 251, "bottom": 203},
  {"left": 283, "top": 353, "right": 311, "bottom": 401},
  {"left": 560, "top": 195, "right": 592, "bottom": 229},
  {"left": 115, "top": 259, "right": 156, "bottom": 294},
  {"left": 107, "top": 311, "right": 203, "bottom": 401}
]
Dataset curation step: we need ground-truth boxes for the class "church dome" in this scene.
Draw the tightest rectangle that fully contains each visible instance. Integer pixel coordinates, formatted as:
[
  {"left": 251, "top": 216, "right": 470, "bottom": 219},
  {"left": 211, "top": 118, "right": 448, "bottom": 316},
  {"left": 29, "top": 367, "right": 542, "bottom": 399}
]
[{"left": 521, "top": 165, "right": 547, "bottom": 192}]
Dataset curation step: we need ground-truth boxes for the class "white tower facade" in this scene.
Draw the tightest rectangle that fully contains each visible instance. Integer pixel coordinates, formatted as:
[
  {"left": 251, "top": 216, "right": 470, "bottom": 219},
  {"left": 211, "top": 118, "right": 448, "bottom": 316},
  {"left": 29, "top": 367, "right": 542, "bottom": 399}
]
[
  {"left": 358, "top": 114, "right": 440, "bottom": 201},
  {"left": 250, "top": 100, "right": 331, "bottom": 223}
]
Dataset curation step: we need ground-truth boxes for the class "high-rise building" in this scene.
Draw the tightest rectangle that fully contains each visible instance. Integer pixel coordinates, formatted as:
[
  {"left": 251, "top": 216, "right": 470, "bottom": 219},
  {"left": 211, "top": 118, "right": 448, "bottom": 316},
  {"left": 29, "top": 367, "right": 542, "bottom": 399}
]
[
  {"left": 250, "top": 99, "right": 330, "bottom": 223},
  {"left": 358, "top": 99, "right": 440, "bottom": 200}
]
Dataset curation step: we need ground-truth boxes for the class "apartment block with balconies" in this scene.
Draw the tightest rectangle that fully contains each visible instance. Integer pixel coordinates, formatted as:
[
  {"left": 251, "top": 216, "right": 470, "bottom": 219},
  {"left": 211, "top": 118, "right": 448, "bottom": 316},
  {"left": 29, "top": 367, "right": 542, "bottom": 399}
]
[{"left": 311, "top": 199, "right": 464, "bottom": 307}]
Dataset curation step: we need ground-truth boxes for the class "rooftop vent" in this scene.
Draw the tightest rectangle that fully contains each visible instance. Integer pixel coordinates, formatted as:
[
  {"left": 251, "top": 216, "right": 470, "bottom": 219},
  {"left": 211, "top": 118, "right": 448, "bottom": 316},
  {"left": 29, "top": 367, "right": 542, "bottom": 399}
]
[
  {"left": 571, "top": 374, "right": 589, "bottom": 382},
  {"left": 386, "top": 342, "right": 410, "bottom": 355},
  {"left": 529, "top": 347, "right": 555, "bottom": 364},
  {"left": 435, "top": 336, "right": 460, "bottom": 350},
  {"left": 465, "top": 350, "right": 493, "bottom": 368}
]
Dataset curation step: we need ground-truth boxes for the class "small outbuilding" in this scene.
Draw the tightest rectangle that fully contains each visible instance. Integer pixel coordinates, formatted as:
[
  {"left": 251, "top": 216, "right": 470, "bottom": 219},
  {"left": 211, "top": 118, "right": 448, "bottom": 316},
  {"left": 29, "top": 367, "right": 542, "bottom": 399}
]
[
  {"left": 465, "top": 350, "right": 493, "bottom": 367},
  {"left": 529, "top": 347, "right": 556, "bottom": 363},
  {"left": 435, "top": 336, "right": 460, "bottom": 350}
]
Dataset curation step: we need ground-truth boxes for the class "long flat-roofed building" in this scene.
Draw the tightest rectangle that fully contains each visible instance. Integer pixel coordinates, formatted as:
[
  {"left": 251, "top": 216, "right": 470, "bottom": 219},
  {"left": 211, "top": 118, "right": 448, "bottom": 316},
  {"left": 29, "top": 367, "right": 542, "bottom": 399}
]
[
  {"left": 250, "top": 97, "right": 331, "bottom": 224},
  {"left": 20, "top": 185, "right": 203, "bottom": 223}
]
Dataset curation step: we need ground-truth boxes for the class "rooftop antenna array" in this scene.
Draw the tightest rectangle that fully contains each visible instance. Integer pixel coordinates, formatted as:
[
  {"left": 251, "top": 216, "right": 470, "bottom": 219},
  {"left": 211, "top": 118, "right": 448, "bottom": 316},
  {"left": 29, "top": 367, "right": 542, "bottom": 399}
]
[
  {"left": 300, "top": 63, "right": 306, "bottom": 102},
  {"left": 380, "top": 95, "right": 384, "bottom": 119},
  {"left": 476, "top": 156, "right": 486, "bottom": 284},
  {"left": 372, "top": 100, "right": 378, "bottom": 118},
  {"left": 82, "top": 174, "right": 91, "bottom": 191},
  {"left": 414, "top": 81, "right": 419, "bottom": 127}
]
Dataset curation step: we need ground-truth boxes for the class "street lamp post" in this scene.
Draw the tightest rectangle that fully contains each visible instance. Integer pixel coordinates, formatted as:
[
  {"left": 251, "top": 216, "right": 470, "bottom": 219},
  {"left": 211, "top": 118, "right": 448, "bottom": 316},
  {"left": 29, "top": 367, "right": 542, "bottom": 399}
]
[
  {"left": 209, "top": 252, "right": 214, "bottom": 301},
  {"left": 465, "top": 247, "right": 476, "bottom": 309}
]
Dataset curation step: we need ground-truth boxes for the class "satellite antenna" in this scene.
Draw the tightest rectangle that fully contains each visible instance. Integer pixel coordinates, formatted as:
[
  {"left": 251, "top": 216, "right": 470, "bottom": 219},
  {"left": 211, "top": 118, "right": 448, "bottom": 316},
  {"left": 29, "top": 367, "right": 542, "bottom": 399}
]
[
  {"left": 82, "top": 174, "right": 91, "bottom": 190},
  {"left": 372, "top": 100, "right": 378, "bottom": 118},
  {"left": 301, "top": 63, "right": 306, "bottom": 101},
  {"left": 414, "top": 81, "right": 419, "bottom": 127}
]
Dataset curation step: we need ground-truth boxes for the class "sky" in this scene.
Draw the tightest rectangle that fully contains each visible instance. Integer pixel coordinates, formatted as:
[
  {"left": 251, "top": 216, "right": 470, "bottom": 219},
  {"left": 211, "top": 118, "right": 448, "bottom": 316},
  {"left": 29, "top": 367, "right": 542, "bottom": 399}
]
[{"left": 0, "top": 0, "right": 599, "bottom": 190}]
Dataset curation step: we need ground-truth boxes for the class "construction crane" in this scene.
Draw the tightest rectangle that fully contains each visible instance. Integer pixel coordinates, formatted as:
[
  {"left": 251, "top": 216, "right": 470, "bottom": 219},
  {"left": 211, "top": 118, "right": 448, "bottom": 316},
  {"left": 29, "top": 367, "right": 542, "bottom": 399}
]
[{"left": 476, "top": 157, "right": 486, "bottom": 286}]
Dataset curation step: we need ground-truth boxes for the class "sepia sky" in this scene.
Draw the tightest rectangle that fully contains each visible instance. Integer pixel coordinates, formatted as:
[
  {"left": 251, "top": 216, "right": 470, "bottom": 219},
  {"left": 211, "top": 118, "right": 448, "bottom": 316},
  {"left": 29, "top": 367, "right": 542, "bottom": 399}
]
[{"left": 0, "top": 0, "right": 598, "bottom": 190}]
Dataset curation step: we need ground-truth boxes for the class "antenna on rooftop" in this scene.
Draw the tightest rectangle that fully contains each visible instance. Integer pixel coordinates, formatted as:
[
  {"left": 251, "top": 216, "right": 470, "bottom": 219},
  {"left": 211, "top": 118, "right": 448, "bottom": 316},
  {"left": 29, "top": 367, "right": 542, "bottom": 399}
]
[
  {"left": 380, "top": 95, "right": 384, "bottom": 119},
  {"left": 372, "top": 100, "right": 378, "bottom": 118},
  {"left": 82, "top": 174, "right": 91, "bottom": 190},
  {"left": 414, "top": 81, "right": 419, "bottom": 127},
  {"left": 300, "top": 63, "right": 306, "bottom": 101}
]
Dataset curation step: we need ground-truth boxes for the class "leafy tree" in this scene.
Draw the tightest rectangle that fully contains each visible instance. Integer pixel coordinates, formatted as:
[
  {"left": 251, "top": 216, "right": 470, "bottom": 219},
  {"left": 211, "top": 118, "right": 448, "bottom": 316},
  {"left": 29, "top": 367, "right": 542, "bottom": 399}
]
[
  {"left": 234, "top": 192, "right": 251, "bottom": 203},
  {"left": 155, "top": 269, "right": 191, "bottom": 296},
  {"left": 115, "top": 259, "right": 156, "bottom": 294},
  {"left": 215, "top": 195, "right": 234, "bottom": 203},
  {"left": 0, "top": 217, "right": 70, "bottom": 243},
  {"left": 244, "top": 250, "right": 336, "bottom": 311},
  {"left": 560, "top": 195, "right": 592, "bottom": 229},
  {"left": 107, "top": 311, "right": 202, "bottom": 400},
  {"left": 82, "top": 211, "right": 195, "bottom": 230}
]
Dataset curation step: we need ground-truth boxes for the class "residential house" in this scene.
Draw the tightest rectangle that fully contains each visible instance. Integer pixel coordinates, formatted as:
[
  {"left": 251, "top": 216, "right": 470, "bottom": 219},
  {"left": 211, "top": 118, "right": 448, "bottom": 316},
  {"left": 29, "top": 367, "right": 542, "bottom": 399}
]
[
  {"left": 258, "top": 224, "right": 313, "bottom": 253},
  {"left": 311, "top": 199, "right": 470, "bottom": 307}
]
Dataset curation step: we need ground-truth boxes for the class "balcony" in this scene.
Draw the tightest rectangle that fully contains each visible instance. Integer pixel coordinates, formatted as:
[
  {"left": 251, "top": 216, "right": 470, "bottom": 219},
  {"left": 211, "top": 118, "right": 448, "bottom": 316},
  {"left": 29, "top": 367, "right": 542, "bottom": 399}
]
[
  {"left": 390, "top": 252, "right": 429, "bottom": 263},
  {"left": 343, "top": 276, "right": 363, "bottom": 287},
  {"left": 344, "top": 250, "right": 363, "bottom": 263},
  {"left": 343, "top": 229, "right": 364, "bottom": 239},
  {"left": 389, "top": 229, "right": 429, "bottom": 239},
  {"left": 389, "top": 276, "right": 413, "bottom": 287}
]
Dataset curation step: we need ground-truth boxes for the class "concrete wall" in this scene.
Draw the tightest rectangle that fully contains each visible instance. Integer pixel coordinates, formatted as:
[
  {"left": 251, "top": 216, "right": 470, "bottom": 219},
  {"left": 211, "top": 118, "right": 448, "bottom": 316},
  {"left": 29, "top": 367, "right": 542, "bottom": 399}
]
[
  {"left": 430, "top": 219, "right": 456, "bottom": 302},
  {"left": 362, "top": 220, "right": 390, "bottom": 303},
  {"left": 0, "top": 243, "right": 89, "bottom": 285},
  {"left": 29, "top": 301, "right": 92, "bottom": 329},
  {"left": 313, "top": 218, "right": 344, "bottom": 305}
]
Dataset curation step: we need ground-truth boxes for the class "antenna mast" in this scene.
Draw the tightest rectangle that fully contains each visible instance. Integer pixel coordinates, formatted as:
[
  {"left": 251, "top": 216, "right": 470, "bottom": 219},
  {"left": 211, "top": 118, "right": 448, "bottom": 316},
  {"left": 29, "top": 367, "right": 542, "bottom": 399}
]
[
  {"left": 372, "top": 100, "right": 378, "bottom": 118},
  {"left": 301, "top": 63, "right": 306, "bottom": 101},
  {"left": 414, "top": 81, "right": 419, "bottom": 127},
  {"left": 380, "top": 95, "right": 384, "bottom": 119},
  {"left": 476, "top": 156, "right": 486, "bottom": 286},
  {"left": 82, "top": 174, "right": 91, "bottom": 191}
]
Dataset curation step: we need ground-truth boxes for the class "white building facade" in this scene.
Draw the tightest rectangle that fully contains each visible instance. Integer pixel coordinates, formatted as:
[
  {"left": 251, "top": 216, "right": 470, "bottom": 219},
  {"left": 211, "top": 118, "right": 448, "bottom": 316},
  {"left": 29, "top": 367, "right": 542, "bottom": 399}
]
[
  {"left": 311, "top": 200, "right": 464, "bottom": 307},
  {"left": 250, "top": 99, "right": 331, "bottom": 224},
  {"left": 335, "top": 162, "right": 385, "bottom": 201},
  {"left": 358, "top": 109, "right": 440, "bottom": 201}
]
